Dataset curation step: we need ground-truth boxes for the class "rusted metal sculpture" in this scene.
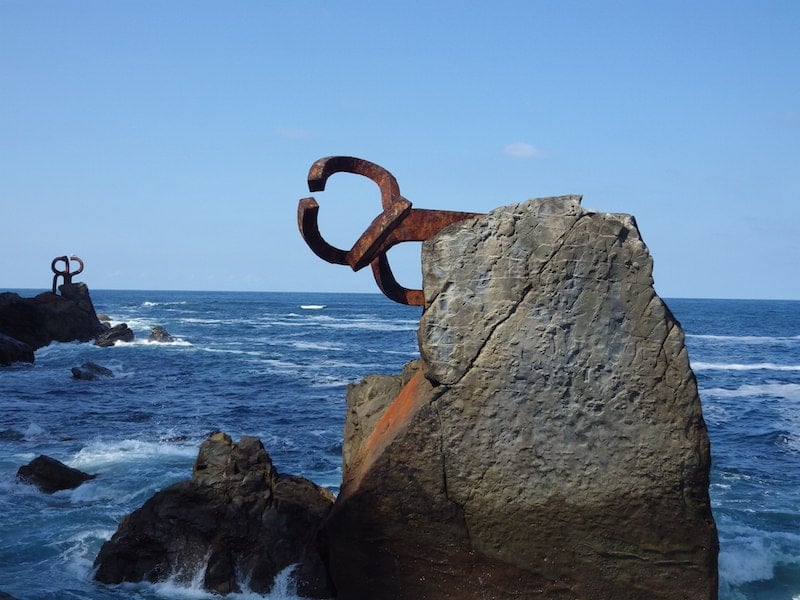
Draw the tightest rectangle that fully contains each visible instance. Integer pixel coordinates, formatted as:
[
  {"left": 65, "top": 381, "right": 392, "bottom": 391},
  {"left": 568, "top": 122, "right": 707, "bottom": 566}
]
[
  {"left": 298, "top": 156, "right": 483, "bottom": 306},
  {"left": 51, "top": 255, "right": 84, "bottom": 294}
]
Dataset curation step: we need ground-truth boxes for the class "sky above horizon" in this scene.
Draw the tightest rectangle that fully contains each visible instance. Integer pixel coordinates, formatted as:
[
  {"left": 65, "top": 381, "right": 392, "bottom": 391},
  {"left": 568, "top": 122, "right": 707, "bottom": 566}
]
[{"left": 2, "top": 1, "right": 798, "bottom": 300}]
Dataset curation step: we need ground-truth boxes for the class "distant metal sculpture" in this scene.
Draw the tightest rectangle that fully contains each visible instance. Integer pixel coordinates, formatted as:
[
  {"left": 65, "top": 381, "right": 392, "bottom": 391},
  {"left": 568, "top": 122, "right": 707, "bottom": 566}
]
[
  {"left": 298, "top": 156, "right": 483, "bottom": 306},
  {"left": 51, "top": 255, "right": 84, "bottom": 294}
]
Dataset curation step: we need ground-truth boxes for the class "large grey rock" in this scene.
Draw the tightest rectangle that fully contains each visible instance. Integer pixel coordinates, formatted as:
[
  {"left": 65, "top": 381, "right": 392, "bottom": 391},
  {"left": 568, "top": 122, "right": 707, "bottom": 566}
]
[{"left": 323, "top": 196, "right": 718, "bottom": 599}]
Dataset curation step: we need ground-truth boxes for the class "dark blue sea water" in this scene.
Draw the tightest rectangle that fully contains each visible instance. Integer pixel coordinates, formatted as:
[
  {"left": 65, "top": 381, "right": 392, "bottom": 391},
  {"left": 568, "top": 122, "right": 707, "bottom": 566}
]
[{"left": 1, "top": 291, "right": 798, "bottom": 600}]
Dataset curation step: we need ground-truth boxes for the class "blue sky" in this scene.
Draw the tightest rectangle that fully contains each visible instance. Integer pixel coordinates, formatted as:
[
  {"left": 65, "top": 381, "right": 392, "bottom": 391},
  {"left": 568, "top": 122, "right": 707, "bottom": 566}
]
[{"left": 2, "top": 1, "right": 798, "bottom": 299}]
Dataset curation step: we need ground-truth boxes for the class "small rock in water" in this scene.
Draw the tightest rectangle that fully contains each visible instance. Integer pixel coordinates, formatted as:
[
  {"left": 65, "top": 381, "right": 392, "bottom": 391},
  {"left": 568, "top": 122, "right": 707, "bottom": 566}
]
[
  {"left": 17, "top": 455, "right": 97, "bottom": 494},
  {"left": 71, "top": 361, "right": 114, "bottom": 380},
  {"left": 94, "top": 323, "right": 134, "bottom": 347},
  {"left": 148, "top": 326, "right": 175, "bottom": 343}
]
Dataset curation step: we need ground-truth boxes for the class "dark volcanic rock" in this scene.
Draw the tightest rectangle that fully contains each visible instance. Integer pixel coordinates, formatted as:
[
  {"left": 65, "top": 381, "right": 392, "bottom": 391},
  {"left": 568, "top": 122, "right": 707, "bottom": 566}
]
[
  {"left": 0, "top": 333, "right": 34, "bottom": 366},
  {"left": 94, "top": 323, "right": 134, "bottom": 347},
  {"left": 0, "top": 283, "right": 106, "bottom": 353},
  {"left": 71, "top": 362, "right": 114, "bottom": 380},
  {"left": 17, "top": 455, "right": 97, "bottom": 494},
  {"left": 93, "top": 432, "right": 335, "bottom": 597},
  {"left": 148, "top": 326, "right": 175, "bottom": 343}
]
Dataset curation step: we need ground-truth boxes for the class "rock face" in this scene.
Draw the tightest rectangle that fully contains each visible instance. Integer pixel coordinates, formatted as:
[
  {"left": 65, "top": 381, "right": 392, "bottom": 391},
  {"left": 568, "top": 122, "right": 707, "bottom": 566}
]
[
  {"left": 94, "top": 323, "right": 134, "bottom": 347},
  {"left": 94, "top": 432, "right": 335, "bottom": 597},
  {"left": 17, "top": 455, "right": 97, "bottom": 493},
  {"left": 322, "top": 196, "right": 718, "bottom": 599},
  {"left": 0, "top": 283, "right": 106, "bottom": 355},
  {"left": 0, "top": 333, "right": 34, "bottom": 366}
]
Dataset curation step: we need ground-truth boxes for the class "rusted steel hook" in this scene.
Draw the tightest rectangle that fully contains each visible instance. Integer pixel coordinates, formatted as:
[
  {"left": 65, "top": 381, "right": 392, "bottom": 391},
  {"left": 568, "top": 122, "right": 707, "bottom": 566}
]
[
  {"left": 51, "top": 255, "right": 84, "bottom": 294},
  {"left": 297, "top": 156, "right": 483, "bottom": 306}
]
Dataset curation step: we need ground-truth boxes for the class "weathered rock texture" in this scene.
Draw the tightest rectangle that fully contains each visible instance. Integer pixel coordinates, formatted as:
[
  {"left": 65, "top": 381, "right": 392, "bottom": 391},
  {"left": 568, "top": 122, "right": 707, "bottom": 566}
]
[
  {"left": 0, "top": 283, "right": 106, "bottom": 355},
  {"left": 17, "top": 455, "right": 97, "bottom": 494},
  {"left": 94, "top": 432, "right": 335, "bottom": 597},
  {"left": 323, "top": 196, "right": 718, "bottom": 599}
]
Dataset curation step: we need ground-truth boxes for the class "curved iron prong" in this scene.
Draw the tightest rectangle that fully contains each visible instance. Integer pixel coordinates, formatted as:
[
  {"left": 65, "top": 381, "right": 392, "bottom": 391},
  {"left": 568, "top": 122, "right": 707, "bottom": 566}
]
[
  {"left": 370, "top": 252, "right": 425, "bottom": 307},
  {"left": 307, "top": 156, "right": 402, "bottom": 212},
  {"left": 297, "top": 197, "right": 350, "bottom": 265},
  {"left": 69, "top": 256, "right": 84, "bottom": 276}
]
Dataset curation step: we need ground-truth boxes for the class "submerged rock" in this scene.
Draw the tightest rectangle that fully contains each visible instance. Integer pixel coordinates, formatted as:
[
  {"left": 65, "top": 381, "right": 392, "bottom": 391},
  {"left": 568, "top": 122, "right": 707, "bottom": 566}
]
[
  {"left": 322, "top": 196, "right": 718, "bottom": 599},
  {"left": 17, "top": 455, "right": 97, "bottom": 494},
  {"left": 71, "top": 362, "right": 114, "bottom": 380},
  {"left": 148, "top": 326, "right": 175, "bottom": 343},
  {"left": 94, "top": 323, "right": 134, "bottom": 347},
  {"left": 93, "top": 432, "right": 335, "bottom": 597}
]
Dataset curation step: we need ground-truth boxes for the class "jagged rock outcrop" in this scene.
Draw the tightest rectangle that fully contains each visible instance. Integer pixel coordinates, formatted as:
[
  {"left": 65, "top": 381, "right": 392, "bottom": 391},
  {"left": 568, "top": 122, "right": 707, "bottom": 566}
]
[
  {"left": 0, "top": 333, "right": 34, "bottom": 366},
  {"left": 148, "top": 326, "right": 175, "bottom": 343},
  {"left": 322, "top": 196, "right": 718, "bottom": 599},
  {"left": 93, "top": 432, "right": 335, "bottom": 597},
  {"left": 0, "top": 283, "right": 106, "bottom": 355},
  {"left": 342, "top": 359, "right": 420, "bottom": 473},
  {"left": 71, "top": 361, "right": 114, "bottom": 380},
  {"left": 17, "top": 455, "right": 97, "bottom": 493},
  {"left": 94, "top": 323, "right": 134, "bottom": 347}
]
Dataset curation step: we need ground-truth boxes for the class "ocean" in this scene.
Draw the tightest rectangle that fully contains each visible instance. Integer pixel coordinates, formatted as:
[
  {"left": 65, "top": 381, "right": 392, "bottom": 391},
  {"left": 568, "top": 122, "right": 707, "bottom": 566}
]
[{"left": 0, "top": 291, "right": 798, "bottom": 600}]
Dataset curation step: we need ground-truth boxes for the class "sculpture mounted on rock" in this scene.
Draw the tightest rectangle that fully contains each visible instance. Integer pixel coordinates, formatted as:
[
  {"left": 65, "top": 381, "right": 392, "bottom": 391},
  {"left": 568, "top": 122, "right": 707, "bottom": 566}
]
[
  {"left": 51, "top": 255, "right": 84, "bottom": 294},
  {"left": 299, "top": 157, "right": 719, "bottom": 599}
]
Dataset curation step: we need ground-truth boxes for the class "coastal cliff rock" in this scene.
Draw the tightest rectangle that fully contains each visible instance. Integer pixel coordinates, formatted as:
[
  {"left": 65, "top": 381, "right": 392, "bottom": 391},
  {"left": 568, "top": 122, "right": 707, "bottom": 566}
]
[
  {"left": 322, "top": 196, "right": 718, "bottom": 599},
  {"left": 17, "top": 455, "right": 97, "bottom": 494},
  {"left": 93, "top": 432, "right": 334, "bottom": 597},
  {"left": 0, "top": 283, "right": 106, "bottom": 356}
]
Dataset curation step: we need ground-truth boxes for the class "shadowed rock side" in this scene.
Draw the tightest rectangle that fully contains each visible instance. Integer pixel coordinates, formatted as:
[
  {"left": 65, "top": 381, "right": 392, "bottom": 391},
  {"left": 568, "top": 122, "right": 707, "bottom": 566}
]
[
  {"left": 93, "top": 433, "right": 335, "bottom": 597},
  {"left": 322, "top": 196, "right": 718, "bottom": 599},
  {"left": 0, "top": 283, "right": 106, "bottom": 355}
]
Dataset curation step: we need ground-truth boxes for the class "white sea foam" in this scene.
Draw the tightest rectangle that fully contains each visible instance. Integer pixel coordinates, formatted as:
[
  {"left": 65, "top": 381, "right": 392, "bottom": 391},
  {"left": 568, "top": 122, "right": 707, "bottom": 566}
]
[
  {"left": 143, "top": 300, "right": 189, "bottom": 307},
  {"left": 129, "top": 563, "right": 305, "bottom": 600},
  {"left": 288, "top": 341, "right": 344, "bottom": 351},
  {"left": 70, "top": 438, "right": 197, "bottom": 471},
  {"left": 700, "top": 382, "right": 800, "bottom": 401},
  {"left": 687, "top": 333, "right": 800, "bottom": 344},
  {"left": 322, "top": 320, "right": 418, "bottom": 332},
  {"left": 719, "top": 535, "right": 776, "bottom": 586},
  {"left": 23, "top": 422, "right": 45, "bottom": 440},
  {"left": 692, "top": 362, "right": 800, "bottom": 372},
  {"left": 311, "top": 375, "right": 353, "bottom": 388}
]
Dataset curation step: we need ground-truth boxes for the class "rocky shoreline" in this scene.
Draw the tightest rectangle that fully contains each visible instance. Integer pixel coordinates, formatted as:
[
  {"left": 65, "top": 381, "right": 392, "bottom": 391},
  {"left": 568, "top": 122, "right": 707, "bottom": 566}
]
[{"left": 6, "top": 195, "right": 719, "bottom": 598}]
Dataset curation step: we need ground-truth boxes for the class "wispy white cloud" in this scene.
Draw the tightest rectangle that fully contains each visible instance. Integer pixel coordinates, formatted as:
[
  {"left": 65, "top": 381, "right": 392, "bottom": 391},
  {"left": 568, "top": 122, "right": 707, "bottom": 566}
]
[{"left": 504, "top": 141, "right": 547, "bottom": 159}]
